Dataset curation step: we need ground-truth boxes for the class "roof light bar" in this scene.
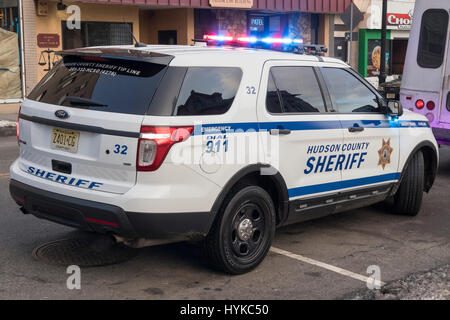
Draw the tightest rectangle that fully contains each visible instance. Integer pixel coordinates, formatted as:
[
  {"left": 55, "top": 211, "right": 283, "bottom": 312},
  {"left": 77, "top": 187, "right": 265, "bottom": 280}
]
[
  {"left": 203, "top": 34, "right": 303, "bottom": 45},
  {"left": 237, "top": 36, "right": 258, "bottom": 43},
  {"left": 203, "top": 34, "right": 234, "bottom": 42}
]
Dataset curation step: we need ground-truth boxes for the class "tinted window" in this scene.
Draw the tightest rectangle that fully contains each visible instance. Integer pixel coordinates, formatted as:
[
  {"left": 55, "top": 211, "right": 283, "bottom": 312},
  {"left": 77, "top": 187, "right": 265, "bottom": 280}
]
[
  {"left": 28, "top": 55, "right": 167, "bottom": 115},
  {"left": 266, "top": 71, "right": 282, "bottom": 113},
  {"left": 147, "top": 67, "right": 187, "bottom": 116},
  {"left": 417, "top": 9, "right": 449, "bottom": 69},
  {"left": 175, "top": 67, "right": 242, "bottom": 116},
  {"left": 270, "top": 67, "right": 326, "bottom": 113},
  {"left": 322, "top": 68, "right": 379, "bottom": 113}
]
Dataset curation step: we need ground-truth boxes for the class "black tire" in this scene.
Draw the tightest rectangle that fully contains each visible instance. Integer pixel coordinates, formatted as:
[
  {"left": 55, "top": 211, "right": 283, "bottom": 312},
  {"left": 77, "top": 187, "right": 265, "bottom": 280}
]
[
  {"left": 393, "top": 151, "right": 425, "bottom": 216},
  {"left": 204, "top": 185, "right": 276, "bottom": 274}
]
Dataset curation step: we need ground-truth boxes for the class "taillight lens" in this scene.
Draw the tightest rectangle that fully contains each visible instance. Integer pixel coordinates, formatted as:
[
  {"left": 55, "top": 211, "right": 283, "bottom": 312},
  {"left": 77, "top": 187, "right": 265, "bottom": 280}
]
[
  {"left": 426, "top": 101, "right": 435, "bottom": 110},
  {"left": 137, "top": 126, "right": 194, "bottom": 171},
  {"left": 16, "top": 106, "right": 21, "bottom": 142},
  {"left": 416, "top": 99, "right": 425, "bottom": 109}
]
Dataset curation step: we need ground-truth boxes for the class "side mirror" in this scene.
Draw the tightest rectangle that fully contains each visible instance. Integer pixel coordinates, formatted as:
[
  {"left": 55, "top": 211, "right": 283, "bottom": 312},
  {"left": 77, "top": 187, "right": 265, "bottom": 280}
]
[{"left": 387, "top": 100, "right": 403, "bottom": 117}]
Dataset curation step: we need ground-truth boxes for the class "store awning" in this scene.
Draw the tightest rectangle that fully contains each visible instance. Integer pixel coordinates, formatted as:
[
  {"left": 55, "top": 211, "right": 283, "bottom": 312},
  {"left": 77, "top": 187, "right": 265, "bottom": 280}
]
[{"left": 72, "top": 0, "right": 352, "bottom": 13}]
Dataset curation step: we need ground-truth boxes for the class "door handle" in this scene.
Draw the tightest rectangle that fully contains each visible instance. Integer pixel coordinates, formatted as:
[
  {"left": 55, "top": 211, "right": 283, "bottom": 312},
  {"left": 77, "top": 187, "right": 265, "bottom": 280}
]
[
  {"left": 348, "top": 126, "right": 364, "bottom": 133},
  {"left": 270, "top": 128, "right": 291, "bottom": 135}
]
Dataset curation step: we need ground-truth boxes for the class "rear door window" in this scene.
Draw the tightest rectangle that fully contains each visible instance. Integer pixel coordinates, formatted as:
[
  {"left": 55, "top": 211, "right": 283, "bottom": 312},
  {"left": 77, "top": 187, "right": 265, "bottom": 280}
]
[
  {"left": 28, "top": 55, "right": 168, "bottom": 115},
  {"left": 266, "top": 71, "right": 282, "bottom": 113},
  {"left": 417, "top": 9, "right": 449, "bottom": 69},
  {"left": 174, "top": 67, "right": 242, "bottom": 116},
  {"left": 268, "top": 66, "right": 326, "bottom": 113}
]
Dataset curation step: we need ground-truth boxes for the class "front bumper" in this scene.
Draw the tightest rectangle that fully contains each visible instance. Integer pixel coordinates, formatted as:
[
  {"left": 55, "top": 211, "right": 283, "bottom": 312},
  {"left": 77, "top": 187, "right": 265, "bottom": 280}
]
[{"left": 10, "top": 179, "right": 214, "bottom": 239}]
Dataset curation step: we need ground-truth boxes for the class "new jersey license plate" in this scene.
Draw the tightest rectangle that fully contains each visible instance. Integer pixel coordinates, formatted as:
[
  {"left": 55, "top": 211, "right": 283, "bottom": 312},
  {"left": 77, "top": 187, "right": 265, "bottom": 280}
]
[{"left": 51, "top": 128, "right": 79, "bottom": 153}]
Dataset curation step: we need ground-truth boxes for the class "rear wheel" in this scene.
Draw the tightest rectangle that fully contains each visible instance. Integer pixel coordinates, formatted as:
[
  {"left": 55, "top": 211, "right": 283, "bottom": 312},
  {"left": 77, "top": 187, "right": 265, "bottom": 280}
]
[
  {"left": 392, "top": 151, "right": 425, "bottom": 216},
  {"left": 204, "top": 185, "right": 276, "bottom": 274}
]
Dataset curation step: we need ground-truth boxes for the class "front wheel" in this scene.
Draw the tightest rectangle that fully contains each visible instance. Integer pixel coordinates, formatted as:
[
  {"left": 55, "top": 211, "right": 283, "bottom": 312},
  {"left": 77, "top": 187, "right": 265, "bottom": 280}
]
[
  {"left": 204, "top": 186, "right": 276, "bottom": 274},
  {"left": 392, "top": 151, "right": 425, "bottom": 216}
]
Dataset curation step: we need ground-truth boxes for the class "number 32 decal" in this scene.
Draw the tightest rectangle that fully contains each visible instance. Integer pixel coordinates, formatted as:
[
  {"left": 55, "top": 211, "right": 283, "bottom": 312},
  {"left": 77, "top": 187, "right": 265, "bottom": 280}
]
[
  {"left": 246, "top": 86, "right": 256, "bottom": 94},
  {"left": 114, "top": 144, "right": 128, "bottom": 155}
]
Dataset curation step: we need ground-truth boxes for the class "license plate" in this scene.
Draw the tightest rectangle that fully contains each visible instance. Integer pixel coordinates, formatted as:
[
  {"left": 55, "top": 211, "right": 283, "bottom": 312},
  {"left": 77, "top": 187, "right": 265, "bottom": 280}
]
[
  {"left": 51, "top": 128, "right": 79, "bottom": 153},
  {"left": 387, "top": 93, "right": 396, "bottom": 99}
]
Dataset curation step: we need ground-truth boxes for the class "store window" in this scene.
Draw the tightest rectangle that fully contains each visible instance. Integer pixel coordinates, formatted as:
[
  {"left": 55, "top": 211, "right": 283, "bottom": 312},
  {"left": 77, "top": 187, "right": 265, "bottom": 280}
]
[
  {"left": 0, "top": 0, "right": 23, "bottom": 101},
  {"left": 62, "top": 21, "right": 133, "bottom": 50},
  {"left": 417, "top": 9, "right": 449, "bottom": 69}
]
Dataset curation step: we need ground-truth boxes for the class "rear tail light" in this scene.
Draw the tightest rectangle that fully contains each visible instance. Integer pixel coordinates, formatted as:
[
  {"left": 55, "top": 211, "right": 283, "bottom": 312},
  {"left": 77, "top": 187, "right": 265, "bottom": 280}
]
[
  {"left": 16, "top": 106, "right": 21, "bottom": 142},
  {"left": 137, "top": 126, "right": 194, "bottom": 171},
  {"left": 415, "top": 99, "right": 425, "bottom": 109},
  {"left": 426, "top": 101, "right": 435, "bottom": 110}
]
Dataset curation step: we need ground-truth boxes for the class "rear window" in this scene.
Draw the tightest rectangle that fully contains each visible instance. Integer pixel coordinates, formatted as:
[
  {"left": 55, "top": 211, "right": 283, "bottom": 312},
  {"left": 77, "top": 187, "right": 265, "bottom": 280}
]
[
  {"left": 28, "top": 55, "right": 168, "bottom": 115},
  {"left": 268, "top": 66, "right": 326, "bottom": 113},
  {"left": 417, "top": 9, "right": 449, "bottom": 69}
]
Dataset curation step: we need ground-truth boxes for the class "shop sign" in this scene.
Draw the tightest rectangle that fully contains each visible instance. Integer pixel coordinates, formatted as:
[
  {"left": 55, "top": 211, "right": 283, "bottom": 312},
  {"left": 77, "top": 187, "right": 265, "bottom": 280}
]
[
  {"left": 387, "top": 12, "right": 413, "bottom": 30},
  {"left": 209, "top": 0, "right": 253, "bottom": 9},
  {"left": 37, "top": 33, "right": 60, "bottom": 48},
  {"left": 249, "top": 16, "right": 264, "bottom": 32}
]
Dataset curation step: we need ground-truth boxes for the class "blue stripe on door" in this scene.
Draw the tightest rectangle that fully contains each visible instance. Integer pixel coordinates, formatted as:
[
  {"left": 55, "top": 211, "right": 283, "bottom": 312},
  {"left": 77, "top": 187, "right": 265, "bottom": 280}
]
[
  {"left": 288, "top": 172, "right": 401, "bottom": 198},
  {"left": 193, "top": 120, "right": 429, "bottom": 135}
]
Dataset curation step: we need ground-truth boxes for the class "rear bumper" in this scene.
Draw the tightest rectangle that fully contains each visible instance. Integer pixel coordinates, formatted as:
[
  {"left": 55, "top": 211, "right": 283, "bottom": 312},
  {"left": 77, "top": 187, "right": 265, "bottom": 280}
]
[{"left": 9, "top": 179, "right": 214, "bottom": 239}]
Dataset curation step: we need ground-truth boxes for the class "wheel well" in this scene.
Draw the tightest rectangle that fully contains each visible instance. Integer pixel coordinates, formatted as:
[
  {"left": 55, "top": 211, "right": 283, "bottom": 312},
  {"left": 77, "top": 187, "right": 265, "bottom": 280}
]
[
  {"left": 420, "top": 146, "right": 438, "bottom": 192},
  {"left": 213, "top": 169, "right": 289, "bottom": 226}
]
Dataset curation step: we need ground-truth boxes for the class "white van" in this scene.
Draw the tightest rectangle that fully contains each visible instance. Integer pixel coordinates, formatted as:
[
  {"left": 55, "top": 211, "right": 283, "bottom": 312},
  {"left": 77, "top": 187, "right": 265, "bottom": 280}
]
[{"left": 400, "top": 0, "right": 450, "bottom": 145}]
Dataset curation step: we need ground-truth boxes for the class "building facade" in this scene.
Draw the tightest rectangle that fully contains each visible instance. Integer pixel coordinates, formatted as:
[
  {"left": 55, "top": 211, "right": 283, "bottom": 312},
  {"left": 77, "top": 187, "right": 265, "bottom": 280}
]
[
  {"left": 332, "top": 0, "right": 415, "bottom": 77},
  {"left": 0, "top": 0, "right": 352, "bottom": 104}
]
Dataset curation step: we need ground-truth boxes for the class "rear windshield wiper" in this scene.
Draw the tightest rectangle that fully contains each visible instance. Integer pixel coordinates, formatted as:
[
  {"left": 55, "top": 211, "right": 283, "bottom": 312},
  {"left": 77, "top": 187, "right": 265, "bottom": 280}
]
[{"left": 63, "top": 96, "right": 108, "bottom": 107}]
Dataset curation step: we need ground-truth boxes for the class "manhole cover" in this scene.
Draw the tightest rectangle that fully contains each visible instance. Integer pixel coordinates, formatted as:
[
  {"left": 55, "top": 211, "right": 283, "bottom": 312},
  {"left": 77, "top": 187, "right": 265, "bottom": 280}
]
[{"left": 32, "top": 235, "right": 138, "bottom": 267}]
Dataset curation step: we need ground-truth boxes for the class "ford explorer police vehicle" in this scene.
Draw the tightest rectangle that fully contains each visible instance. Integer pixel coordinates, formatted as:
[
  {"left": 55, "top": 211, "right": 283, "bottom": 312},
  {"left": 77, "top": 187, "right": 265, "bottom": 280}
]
[{"left": 10, "top": 44, "right": 438, "bottom": 274}]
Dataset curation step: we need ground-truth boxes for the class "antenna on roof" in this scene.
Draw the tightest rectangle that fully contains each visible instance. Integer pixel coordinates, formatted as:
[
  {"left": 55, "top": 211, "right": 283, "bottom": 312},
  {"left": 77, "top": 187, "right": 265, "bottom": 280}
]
[{"left": 123, "top": 18, "right": 147, "bottom": 48}]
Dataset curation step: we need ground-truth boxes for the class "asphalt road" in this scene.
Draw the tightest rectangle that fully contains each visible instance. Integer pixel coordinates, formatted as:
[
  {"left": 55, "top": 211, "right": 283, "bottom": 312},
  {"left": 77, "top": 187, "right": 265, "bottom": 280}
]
[{"left": 0, "top": 135, "right": 449, "bottom": 300}]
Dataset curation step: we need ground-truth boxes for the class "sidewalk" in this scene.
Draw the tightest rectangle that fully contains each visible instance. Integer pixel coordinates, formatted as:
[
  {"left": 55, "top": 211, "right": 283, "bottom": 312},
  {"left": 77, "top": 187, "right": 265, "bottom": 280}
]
[{"left": 0, "top": 103, "right": 19, "bottom": 137}]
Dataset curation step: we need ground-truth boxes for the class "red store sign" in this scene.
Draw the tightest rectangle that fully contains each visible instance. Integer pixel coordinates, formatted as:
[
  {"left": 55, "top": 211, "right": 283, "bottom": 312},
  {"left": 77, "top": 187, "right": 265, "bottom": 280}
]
[{"left": 387, "top": 13, "right": 413, "bottom": 28}]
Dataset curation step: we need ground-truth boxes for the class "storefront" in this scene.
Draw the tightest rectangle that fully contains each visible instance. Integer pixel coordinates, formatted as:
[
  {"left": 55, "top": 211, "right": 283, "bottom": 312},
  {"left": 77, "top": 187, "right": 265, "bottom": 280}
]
[
  {"left": 357, "top": 0, "right": 414, "bottom": 77},
  {"left": 3, "top": 0, "right": 351, "bottom": 105},
  {"left": 0, "top": 0, "right": 24, "bottom": 103}
]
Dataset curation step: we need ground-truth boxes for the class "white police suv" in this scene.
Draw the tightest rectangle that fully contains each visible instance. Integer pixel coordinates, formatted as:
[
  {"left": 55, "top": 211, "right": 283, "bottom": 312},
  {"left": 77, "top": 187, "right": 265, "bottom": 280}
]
[{"left": 10, "top": 45, "right": 438, "bottom": 274}]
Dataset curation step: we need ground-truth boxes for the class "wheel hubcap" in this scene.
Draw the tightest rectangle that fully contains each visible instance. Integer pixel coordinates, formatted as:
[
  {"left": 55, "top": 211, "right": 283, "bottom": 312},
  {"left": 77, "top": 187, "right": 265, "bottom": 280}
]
[
  {"left": 238, "top": 218, "right": 253, "bottom": 241},
  {"left": 229, "top": 202, "right": 266, "bottom": 259}
]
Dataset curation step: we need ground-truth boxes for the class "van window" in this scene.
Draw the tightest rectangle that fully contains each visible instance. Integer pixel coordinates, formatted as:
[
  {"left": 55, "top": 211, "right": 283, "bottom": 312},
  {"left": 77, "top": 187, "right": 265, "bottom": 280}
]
[
  {"left": 321, "top": 68, "right": 379, "bottom": 113},
  {"left": 269, "top": 66, "right": 326, "bottom": 113},
  {"left": 28, "top": 55, "right": 167, "bottom": 115},
  {"left": 174, "top": 67, "right": 242, "bottom": 116},
  {"left": 417, "top": 9, "right": 449, "bottom": 69}
]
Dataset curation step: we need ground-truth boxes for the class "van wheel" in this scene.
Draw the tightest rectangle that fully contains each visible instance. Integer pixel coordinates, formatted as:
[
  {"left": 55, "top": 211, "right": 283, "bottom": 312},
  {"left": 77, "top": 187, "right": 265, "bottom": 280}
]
[
  {"left": 392, "top": 151, "right": 425, "bottom": 216},
  {"left": 204, "top": 186, "right": 276, "bottom": 274}
]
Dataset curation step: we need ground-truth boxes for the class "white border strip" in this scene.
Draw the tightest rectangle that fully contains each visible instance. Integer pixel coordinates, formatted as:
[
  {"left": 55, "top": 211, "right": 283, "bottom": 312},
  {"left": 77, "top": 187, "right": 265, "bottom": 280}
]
[{"left": 270, "top": 247, "right": 385, "bottom": 287}]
